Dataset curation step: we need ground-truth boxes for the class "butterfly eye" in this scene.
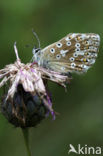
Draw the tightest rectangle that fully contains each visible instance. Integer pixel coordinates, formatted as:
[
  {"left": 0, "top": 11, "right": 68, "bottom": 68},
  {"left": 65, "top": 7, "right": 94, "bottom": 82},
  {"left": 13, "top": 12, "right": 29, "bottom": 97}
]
[
  {"left": 56, "top": 42, "right": 62, "bottom": 48},
  {"left": 32, "top": 48, "right": 40, "bottom": 54},
  {"left": 35, "top": 49, "right": 40, "bottom": 53},
  {"left": 50, "top": 48, "right": 55, "bottom": 53},
  {"left": 66, "top": 41, "right": 71, "bottom": 46}
]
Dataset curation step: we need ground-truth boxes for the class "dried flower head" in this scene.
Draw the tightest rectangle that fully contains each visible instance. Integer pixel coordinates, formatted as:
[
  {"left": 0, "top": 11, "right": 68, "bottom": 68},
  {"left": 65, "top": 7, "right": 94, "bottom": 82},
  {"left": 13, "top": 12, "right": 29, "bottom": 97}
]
[{"left": 0, "top": 43, "right": 69, "bottom": 128}]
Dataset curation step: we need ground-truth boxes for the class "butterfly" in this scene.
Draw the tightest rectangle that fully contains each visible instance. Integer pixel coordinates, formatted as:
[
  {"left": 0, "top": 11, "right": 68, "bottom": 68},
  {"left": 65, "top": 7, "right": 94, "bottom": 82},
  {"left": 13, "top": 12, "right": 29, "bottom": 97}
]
[{"left": 32, "top": 33, "right": 100, "bottom": 75}]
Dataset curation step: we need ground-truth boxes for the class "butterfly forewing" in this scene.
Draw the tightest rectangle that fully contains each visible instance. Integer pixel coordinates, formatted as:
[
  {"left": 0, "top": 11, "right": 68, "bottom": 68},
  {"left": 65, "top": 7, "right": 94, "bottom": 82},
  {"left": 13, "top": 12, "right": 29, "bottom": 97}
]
[{"left": 38, "top": 33, "right": 100, "bottom": 74}]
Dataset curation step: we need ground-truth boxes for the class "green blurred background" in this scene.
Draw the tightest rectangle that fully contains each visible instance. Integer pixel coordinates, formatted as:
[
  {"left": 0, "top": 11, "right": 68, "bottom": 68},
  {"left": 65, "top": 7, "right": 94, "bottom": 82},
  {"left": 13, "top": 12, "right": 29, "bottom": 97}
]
[{"left": 0, "top": 0, "right": 103, "bottom": 156}]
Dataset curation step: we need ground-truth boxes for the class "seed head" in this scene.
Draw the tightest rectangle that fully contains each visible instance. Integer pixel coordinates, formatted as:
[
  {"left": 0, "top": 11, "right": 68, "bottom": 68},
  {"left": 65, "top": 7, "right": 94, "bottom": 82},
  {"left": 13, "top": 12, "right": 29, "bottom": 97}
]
[{"left": 0, "top": 43, "right": 70, "bottom": 127}]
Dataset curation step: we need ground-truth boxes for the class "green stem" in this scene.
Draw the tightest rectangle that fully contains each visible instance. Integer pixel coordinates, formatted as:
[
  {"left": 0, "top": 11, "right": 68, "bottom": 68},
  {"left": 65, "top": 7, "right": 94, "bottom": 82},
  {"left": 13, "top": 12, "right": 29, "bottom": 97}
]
[{"left": 22, "top": 128, "right": 32, "bottom": 156}]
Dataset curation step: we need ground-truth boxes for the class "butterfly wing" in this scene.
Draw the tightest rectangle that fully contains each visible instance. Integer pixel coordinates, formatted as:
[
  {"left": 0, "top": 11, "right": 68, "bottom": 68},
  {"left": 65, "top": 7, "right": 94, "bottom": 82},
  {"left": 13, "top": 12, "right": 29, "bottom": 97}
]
[{"left": 40, "top": 33, "right": 100, "bottom": 74}]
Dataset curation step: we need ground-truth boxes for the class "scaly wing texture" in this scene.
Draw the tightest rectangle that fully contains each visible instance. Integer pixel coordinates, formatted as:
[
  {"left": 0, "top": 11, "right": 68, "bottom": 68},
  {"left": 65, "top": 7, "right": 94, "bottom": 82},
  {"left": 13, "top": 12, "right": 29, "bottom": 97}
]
[{"left": 41, "top": 33, "right": 100, "bottom": 74}]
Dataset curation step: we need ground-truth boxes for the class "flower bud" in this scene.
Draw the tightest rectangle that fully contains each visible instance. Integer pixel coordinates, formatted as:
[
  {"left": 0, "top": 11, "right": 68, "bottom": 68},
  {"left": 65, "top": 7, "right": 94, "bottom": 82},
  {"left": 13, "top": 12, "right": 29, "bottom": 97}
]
[{"left": 1, "top": 84, "right": 48, "bottom": 128}]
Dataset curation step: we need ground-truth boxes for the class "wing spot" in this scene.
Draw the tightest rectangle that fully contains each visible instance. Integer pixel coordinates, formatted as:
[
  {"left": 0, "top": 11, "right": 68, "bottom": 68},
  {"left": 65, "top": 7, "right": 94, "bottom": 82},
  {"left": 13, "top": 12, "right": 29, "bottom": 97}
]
[
  {"left": 89, "top": 46, "right": 98, "bottom": 51},
  {"left": 65, "top": 37, "right": 70, "bottom": 41},
  {"left": 75, "top": 38, "right": 78, "bottom": 42},
  {"left": 95, "top": 34, "right": 100, "bottom": 41},
  {"left": 80, "top": 64, "right": 90, "bottom": 70},
  {"left": 81, "top": 34, "right": 86, "bottom": 40},
  {"left": 50, "top": 48, "right": 55, "bottom": 53},
  {"left": 75, "top": 43, "right": 81, "bottom": 48},
  {"left": 71, "top": 34, "right": 77, "bottom": 38},
  {"left": 56, "top": 54, "right": 61, "bottom": 60},
  {"left": 61, "top": 66, "right": 65, "bottom": 71},
  {"left": 73, "top": 53, "right": 78, "bottom": 57},
  {"left": 94, "top": 42, "right": 100, "bottom": 46},
  {"left": 91, "top": 35, "right": 100, "bottom": 41},
  {"left": 90, "top": 59, "right": 96, "bottom": 64},
  {"left": 85, "top": 41, "right": 89, "bottom": 45},
  {"left": 75, "top": 48, "right": 80, "bottom": 52},
  {"left": 65, "top": 35, "right": 72, "bottom": 41},
  {"left": 94, "top": 53, "right": 98, "bottom": 57},
  {"left": 69, "top": 57, "right": 75, "bottom": 62},
  {"left": 71, "top": 63, "right": 76, "bottom": 68},
  {"left": 56, "top": 42, "right": 62, "bottom": 48},
  {"left": 66, "top": 41, "right": 71, "bottom": 46},
  {"left": 81, "top": 58, "right": 89, "bottom": 62}
]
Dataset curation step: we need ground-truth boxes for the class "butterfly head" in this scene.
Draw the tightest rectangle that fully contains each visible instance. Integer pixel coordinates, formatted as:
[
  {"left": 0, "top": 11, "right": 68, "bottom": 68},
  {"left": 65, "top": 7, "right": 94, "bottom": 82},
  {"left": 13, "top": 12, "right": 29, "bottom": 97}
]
[
  {"left": 31, "top": 30, "right": 42, "bottom": 64},
  {"left": 32, "top": 46, "right": 41, "bottom": 63},
  {"left": 32, "top": 46, "right": 40, "bottom": 55}
]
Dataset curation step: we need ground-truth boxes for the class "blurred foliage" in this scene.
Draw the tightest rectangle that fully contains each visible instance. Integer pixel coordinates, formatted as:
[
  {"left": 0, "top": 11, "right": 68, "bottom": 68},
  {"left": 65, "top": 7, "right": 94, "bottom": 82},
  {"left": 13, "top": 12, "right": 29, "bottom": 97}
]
[{"left": 0, "top": 0, "right": 103, "bottom": 156}]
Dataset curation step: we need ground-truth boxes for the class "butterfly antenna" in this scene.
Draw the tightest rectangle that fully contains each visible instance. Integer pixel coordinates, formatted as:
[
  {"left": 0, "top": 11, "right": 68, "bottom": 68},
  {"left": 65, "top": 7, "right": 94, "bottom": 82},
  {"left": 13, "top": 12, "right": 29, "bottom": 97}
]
[{"left": 32, "top": 29, "right": 41, "bottom": 49}]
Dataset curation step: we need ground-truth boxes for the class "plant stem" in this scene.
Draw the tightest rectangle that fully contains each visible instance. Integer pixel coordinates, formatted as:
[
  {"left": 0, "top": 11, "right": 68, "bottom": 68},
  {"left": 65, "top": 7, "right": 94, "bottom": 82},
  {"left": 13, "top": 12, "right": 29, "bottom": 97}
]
[{"left": 22, "top": 128, "right": 32, "bottom": 156}]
